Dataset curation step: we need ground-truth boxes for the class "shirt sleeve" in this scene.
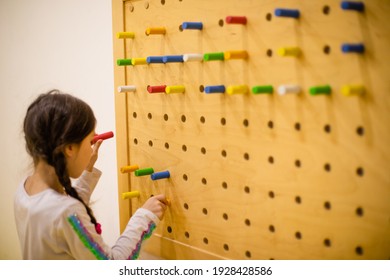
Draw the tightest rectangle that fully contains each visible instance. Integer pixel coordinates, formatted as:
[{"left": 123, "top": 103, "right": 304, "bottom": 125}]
[
  {"left": 72, "top": 168, "right": 102, "bottom": 204},
  {"left": 60, "top": 202, "right": 159, "bottom": 260}
]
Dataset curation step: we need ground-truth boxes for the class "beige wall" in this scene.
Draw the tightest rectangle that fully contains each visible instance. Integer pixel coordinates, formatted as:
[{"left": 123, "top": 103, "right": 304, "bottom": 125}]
[{"left": 0, "top": 0, "right": 119, "bottom": 259}]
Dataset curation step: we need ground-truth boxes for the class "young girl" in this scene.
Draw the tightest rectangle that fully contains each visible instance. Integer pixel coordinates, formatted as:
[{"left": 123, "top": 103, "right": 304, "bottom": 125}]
[{"left": 14, "top": 89, "right": 169, "bottom": 259}]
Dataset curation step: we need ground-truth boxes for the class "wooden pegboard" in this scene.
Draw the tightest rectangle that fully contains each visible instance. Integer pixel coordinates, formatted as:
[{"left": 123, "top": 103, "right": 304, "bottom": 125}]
[{"left": 112, "top": 0, "right": 390, "bottom": 259}]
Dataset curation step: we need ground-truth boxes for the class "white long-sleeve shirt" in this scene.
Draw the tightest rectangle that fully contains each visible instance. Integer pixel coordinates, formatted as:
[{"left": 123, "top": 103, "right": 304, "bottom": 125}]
[{"left": 14, "top": 168, "right": 159, "bottom": 260}]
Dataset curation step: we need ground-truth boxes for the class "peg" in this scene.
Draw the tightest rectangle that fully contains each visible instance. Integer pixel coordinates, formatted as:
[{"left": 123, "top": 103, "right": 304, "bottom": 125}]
[
  {"left": 252, "top": 85, "right": 273, "bottom": 94},
  {"left": 131, "top": 57, "right": 147, "bottom": 65},
  {"left": 278, "top": 85, "right": 301, "bottom": 95},
  {"left": 182, "top": 22, "right": 203, "bottom": 30},
  {"left": 151, "top": 171, "right": 170, "bottom": 180},
  {"left": 226, "top": 85, "right": 248, "bottom": 95},
  {"left": 277, "top": 47, "right": 301, "bottom": 57},
  {"left": 341, "top": 85, "right": 365, "bottom": 96},
  {"left": 117, "top": 59, "right": 132, "bottom": 66},
  {"left": 116, "top": 32, "right": 135, "bottom": 39},
  {"left": 147, "top": 56, "right": 165, "bottom": 64},
  {"left": 341, "top": 43, "right": 365, "bottom": 53},
  {"left": 117, "top": 86, "right": 136, "bottom": 93},
  {"left": 92, "top": 131, "right": 114, "bottom": 144},
  {"left": 163, "top": 55, "right": 184, "bottom": 63},
  {"left": 165, "top": 85, "right": 185, "bottom": 94},
  {"left": 310, "top": 85, "right": 331, "bottom": 95},
  {"left": 341, "top": 1, "right": 365, "bottom": 12},
  {"left": 120, "top": 165, "right": 139, "bottom": 173},
  {"left": 225, "top": 16, "right": 247, "bottom": 25},
  {"left": 145, "top": 27, "right": 166, "bottom": 35},
  {"left": 135, "top": 168, "right": 154, "bottom": 177},
  {"left": 224, "top": 50, "right": 248, "bottom": 60},
  {"left": 205, "top": 85, "right": 225, "bottom": 94},
  {"left": 203, "top": 52, "right": 224, "bottom": 61},
  {"left": 183, "top": 53, "right": 203, "bottom": 62},
  {"left": 147, "top": 85, "right": 166, "bottom": 93},
  {"left": 274, "top": 8, "right": 300, "bottom": 18},
  {"left": 122, "top": 191, "right": 140, "bottom": 199}
]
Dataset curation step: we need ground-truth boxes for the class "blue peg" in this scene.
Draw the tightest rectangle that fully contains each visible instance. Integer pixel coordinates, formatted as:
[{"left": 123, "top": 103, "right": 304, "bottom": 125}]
[
  {"left": 341, "top": 1, "right": 365, "bottom": 12},
  {"left": 182, "top": 22, "right": 203, "bottom": 30},
  {"left": 162, "top": 55, "right": 184, "bottom": 63},
  {"left": 205, "top": 85, "right": 225, "bottom": 94},
  {"left": 341, "top": 43, "right": 365, "bottom": 53},
  {"left": 274, "top": 8, "right": 300, "bottom": 18},
  {"left": 147, "top": 56, "right": 165, "bottom": 64},
  {"left": 151, "top": 171, "right": 170, "bottom": 180}
]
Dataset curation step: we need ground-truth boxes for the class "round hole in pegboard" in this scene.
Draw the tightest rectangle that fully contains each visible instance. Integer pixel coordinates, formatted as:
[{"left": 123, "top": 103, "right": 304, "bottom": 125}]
[
  {"left": 324, "top": 201, "right": 332, "bottom": 210},
  {"left": 324, "top": 238, "right": 332, "bottom": 247},
  {"left": 355, "top": 246, "right": 364, "bottom": 256},
  {"left": 322, "top": 5, "right": 331, "bottom": 15},
  {"left": 244, "top": 186, "right": 250, "bottom": 194},
  {"left": 199, "top": 85, "right": 204, "bottom": 92},
  {"left": 167, "top": 226, "right": 172, "bottom": 233},
  {"left": 144, "top": 2, "right": 149, "bottom": 9},
  {"left": 185, "top": 231, "right": 190, "bottom": 239},
  {"left": 356, "top": 167, "right": 364, "bottom": 177},
  {"left": 245, "top": 251, "right": 252, "bottom": 258},
  {"left": 203, "top": 237, "right": 208, "bottom": 245},
  {"left": 222, "top": 213, "right": 228, "bottom": 220},
  {"left": 201, "top": 147, "right": 206, "bottom": 154},
  {"left": 179, "top": 24, "right": 183, "bottom": 32},
  {"left": 266, "top": 49, "right": 273, "bottom": 57},
  {"left": 200, "top": 116, "right": 206, "bottom": 124},
  {"left": 132, "top": 112, "right": 137, "bottom": 118},
  {"left": 160, "top": 0, "right": 165, "bottom": 5},
  {"left": 133, "top": 138, "right": 138, "bottom": 145},
  {"left": 243, "top": 119, "right": 249, "bottom": 127},
  {"left": 221, "top": 117, "right": 226, "bottom": 126},
  {"left": 201, "top": 177, "right": 207, "bottom": 185},
  {"left": 245, "top": 219, "right": 251, "bottom": 226},
  {"left": 266, "top": 13, "right": 272, "bottom": 21},
  {"left": 147, "top": 112, "right": 152, "bottom": 119},
  {"left": 223, "top": 244, "right": 229, "bottom": 251},
  {"left": 268, "top": 120, "right": 274, "bottom": 129},
  {"left": 202, "top": 208, "right": 208, "bottom": 215},
  {"left": 164, "top": 142, "right": 170, "bottom": 149},
  {"left": 183, "top": 174, "right": 188, "bottom": 181},
  {"left": 183, "top": 202, "right": 189, "bottom": 210},
  {"left": 163, "top": 113, "right": 169, "bottom": 121},
  {"left": 295, "top": 159, "right": 301, "bottom": 168},
  {"left": 218, "top": 19, "right": 224, "bottom": 27},
  {"left": 324, "top": 163, "right": 331, "bottom": 172},
  {"left": 356, "top": 126, "right": 364, "bottom": 136},
  {"left": 295, "top": 196, "right": 302, "bottom": 204},
  {"left": 324, "top": 124, "right": 331, "bottom": 133},
  {"left": 221, "top": 150, "right": 227, "bottom": 157},
  {"left": 269, "top": 225, "right": 275, "bottom": 233},
  {"left": 356, "top": 207, "right": 364, "bottom": 217},
  {"left": 222, "top": 181, "right": 228, "bottom": 189},
  {"left": 244, "top": 153, "right": 250, "bottom": 161},
  {"left": 323, "top": 45, "right": 331, "bottom": 55},
  {"left": 295, "top": 231, "right": 302, "bottom": 240},
  {"left": 181, "top": 115, "right": 186, "bottom": 123},
  {"left": 129, "top": 4, "right": 134, "bottom": 12},
  {"left": 268, "top": 156, "right": 274, "bottom": 164},
  {"left": 148, "top": 140, "right": 153, "bottom": 147},
  {"left": 268, "top": 191, "right": 275, "bottom": 198},
  {"left": 294, "top": 122, "right": 301, "bottom": 131},
  {"left": 182, "top": 144, "right": 187, "bottom": 152}
]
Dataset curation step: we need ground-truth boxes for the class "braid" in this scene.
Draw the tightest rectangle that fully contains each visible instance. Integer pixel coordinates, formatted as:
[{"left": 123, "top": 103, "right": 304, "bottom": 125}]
[{"left": 52, "top": 149, "right": 97, "bottom": 226}]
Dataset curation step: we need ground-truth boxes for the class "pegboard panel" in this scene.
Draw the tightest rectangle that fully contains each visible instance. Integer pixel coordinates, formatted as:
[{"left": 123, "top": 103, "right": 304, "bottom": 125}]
[{"left": 112, "top": 0, "right": 390, "bottom": 259}]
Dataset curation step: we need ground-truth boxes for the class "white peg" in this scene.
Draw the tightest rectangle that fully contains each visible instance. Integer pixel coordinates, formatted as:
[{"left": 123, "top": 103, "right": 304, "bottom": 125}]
[
  {"left": 117, "top": 85, "right": 136, "bottom": 93},
  {"left": 183, "top": 53, "right": 203, "bottom": 62},
  {"left": 277, "top": 85, "right": 301, "bottom": 95}
]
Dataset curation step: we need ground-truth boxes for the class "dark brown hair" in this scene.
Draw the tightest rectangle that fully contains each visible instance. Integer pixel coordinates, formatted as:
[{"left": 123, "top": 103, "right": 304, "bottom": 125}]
[{"left": 23, "top": 89, "right": 98, "bottom": 227}]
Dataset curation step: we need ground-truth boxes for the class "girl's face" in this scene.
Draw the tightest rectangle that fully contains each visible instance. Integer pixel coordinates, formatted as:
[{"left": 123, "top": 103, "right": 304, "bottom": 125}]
[{"left": 66, "top": 130, "right": 95, "bottom": 178}]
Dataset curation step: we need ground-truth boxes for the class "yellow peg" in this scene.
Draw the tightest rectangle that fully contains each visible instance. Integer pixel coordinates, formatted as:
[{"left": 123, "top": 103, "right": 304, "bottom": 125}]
[
  {"left": 122, "top": 191, "right": 140, "bottom": 200},
  {"left": 277, "top": 47, "right": 301, "bottom": 57},
  {"left": 145, "top": 27, "right": 166, "bottom": 35},
  {"left": 165, "top": 85, "right": 185, "bottom": 94},
  {"left": 131, "top": 58, "right": 147, "bottom": 65},
  {"left": 116, "top": 32, "right": 135, "bottom": 39},
  {"left": 341, "top": 85, "right": 365, "bottom": 96},
  {"left": 120, "top": 165, "right": 139, "bottom": 173},
  {"left": 226, "top": 85, "right": 248, "bottom": 95},
  {"left": 224, "top": 50, "right": 248, "bottom": 60}
]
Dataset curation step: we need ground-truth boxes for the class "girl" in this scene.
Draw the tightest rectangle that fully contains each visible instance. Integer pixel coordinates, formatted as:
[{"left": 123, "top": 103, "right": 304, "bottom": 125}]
[{"left": 14, "top": 89, "right": 169, "bottom": 259}]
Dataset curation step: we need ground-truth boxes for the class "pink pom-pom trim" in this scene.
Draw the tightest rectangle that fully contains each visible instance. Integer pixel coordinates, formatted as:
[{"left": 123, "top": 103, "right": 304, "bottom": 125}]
[{"left": 95, "top": 223, "right": 102, "bottom": 235}]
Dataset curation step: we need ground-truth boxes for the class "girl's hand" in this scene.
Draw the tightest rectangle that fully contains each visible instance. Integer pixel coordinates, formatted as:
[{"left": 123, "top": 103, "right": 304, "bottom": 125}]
[
  {"left": 86, "top": 139, "right": 103, "bottom": 172},
  {"left": 142, "top": 194, "right": 170, "bottom": 220}
]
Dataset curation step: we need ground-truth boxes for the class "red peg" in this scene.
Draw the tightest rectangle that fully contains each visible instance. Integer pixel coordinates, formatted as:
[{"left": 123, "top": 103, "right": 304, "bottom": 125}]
[
  {"left": 225, "top": 16, "right": 247, "bottom": 25},
  {"left": 147, "top": 85, "right": 167, "bottom": 93},
  {"left": 92, "top": 131, "right": 114, "bottom": 144}
]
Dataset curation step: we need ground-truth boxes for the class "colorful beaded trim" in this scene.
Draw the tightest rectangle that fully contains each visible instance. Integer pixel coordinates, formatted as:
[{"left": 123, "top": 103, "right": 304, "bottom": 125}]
[
  {"left": 67, "top": 214, "right": 109, "bottom": 260},
  {"left": 128, "top": 221, "right": 156, "bottom": 260}
]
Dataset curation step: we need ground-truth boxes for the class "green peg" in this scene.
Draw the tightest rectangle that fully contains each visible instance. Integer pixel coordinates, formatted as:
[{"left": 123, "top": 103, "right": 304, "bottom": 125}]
[
  {"left": 310, "top": 85, "right": 331, "bottom": 95},
  {"left": 203, "top": 52, "right": 224, "bottom": 61},
  {"left": 117, "top": 59, "right": 132, "bottom": 66},
  {"left": 252, "top": 85, "right": 274, "bottom": 94},
  {"left": 135, "top": 167, "right": 154, "bottom": 176}
]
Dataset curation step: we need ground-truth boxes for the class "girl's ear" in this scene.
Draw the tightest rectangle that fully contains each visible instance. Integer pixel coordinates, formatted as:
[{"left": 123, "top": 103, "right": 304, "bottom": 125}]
[{"left": 63, "top": 144, "right": 75, "bottom": 159}]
